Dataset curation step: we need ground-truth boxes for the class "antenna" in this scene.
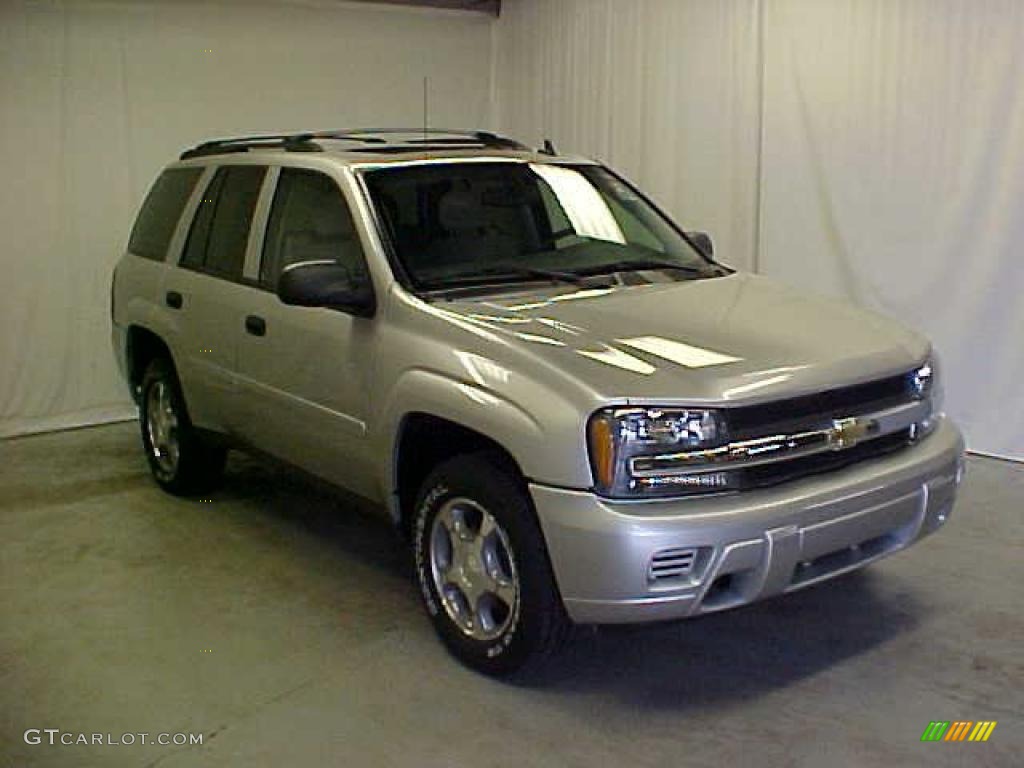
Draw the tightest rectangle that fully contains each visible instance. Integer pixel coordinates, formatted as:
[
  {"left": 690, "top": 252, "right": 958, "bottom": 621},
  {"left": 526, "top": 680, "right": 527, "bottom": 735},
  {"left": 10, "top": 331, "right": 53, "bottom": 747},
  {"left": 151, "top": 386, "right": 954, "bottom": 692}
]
[{"left": 422, "top": 77, "right": 429, "bottom": 144}]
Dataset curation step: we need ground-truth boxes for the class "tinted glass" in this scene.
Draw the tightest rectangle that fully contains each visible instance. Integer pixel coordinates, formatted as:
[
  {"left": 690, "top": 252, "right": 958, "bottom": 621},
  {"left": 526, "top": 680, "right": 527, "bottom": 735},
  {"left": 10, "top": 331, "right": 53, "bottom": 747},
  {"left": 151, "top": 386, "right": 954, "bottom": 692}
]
[
  {"left": 260, "top": 168, "right": 368, "bottom": 289},
  {"left": 364, "top": 163, "right": 715, "bottom": 290},
  {"left": 181, "top": 166, "right": 266, "bottom": 278},
  {"left": 128, "top": 168, "right": 202, "bottom": 261},
  {"left": 180, "top": 171, "right": 223, "bottom": 269},
  {"left": 205, "top": 166, "right": 266, "bottom": 278}
]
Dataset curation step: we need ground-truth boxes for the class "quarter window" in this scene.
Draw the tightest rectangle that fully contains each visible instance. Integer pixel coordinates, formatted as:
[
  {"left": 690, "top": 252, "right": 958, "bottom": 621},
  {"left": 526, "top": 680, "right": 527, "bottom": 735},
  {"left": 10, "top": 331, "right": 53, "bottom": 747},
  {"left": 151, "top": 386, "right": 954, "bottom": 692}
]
[{"left": 260, "top": 168, "right": 369, "bottom": 289}]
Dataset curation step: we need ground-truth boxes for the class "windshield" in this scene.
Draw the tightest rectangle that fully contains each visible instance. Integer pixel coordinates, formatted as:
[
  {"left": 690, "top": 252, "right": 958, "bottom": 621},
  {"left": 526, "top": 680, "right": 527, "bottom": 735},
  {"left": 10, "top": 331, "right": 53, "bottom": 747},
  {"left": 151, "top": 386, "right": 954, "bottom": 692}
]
[{"left": 362, "top": 162, "right": 719, "bottom": 291}]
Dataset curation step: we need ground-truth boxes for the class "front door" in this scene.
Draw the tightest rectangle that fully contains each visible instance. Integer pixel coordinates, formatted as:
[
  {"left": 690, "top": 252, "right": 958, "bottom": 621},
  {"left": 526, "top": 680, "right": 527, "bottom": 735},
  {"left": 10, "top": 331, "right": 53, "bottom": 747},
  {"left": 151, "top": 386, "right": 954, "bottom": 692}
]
[{"left": 234, "top": 167, "right": 378, "bottom": 497}]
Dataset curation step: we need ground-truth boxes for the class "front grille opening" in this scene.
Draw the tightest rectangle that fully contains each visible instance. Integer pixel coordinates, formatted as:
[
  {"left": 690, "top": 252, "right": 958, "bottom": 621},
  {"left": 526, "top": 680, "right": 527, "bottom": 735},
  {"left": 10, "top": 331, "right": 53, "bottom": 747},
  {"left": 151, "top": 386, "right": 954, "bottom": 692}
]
[
  {"left": 648, "top": 547, "right": 698, "bottom": 583},
  {"left": 702, "top": 370, "right": 921, "bottom": 495},
  {"left": 735, "top": 429, "right": 912, "bottom": 492},
  {"left": 791, "top": 533, "right": 901, "bottom": 587},
  {"left": 858, "top": 533, "right": 895, "bottom": 559},
  {"left": 727, "top": 373, "right": 911, "bottom": 435}
]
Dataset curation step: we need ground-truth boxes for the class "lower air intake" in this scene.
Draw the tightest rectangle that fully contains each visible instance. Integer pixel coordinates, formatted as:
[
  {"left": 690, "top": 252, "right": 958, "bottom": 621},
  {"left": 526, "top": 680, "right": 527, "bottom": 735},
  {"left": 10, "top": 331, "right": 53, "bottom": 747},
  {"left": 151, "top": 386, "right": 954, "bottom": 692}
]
[{"left": 649, "top": 547, "right": 698, "bottom": 582}]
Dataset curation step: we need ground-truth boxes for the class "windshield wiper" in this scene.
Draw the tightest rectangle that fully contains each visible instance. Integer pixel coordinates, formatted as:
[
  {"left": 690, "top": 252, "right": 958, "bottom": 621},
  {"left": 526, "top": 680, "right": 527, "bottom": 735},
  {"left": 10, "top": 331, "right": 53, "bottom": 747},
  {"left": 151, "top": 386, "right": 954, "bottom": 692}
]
[
  {"left": 575, "top": 259, "right": 708, "bottom": 277},
  {"left": 422, "top": 265, "right": 586, "bottom": 290},
  {"left": 494, "top": 265, "right": 588, "bottom": 284}
]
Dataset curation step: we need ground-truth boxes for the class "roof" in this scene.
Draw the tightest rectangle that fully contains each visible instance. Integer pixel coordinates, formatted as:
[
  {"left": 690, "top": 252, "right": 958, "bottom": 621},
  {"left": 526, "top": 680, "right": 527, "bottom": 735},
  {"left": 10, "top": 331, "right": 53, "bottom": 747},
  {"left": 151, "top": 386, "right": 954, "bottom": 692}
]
[{"left": 176, "top": 129, "right": 582, "bottom": 167}]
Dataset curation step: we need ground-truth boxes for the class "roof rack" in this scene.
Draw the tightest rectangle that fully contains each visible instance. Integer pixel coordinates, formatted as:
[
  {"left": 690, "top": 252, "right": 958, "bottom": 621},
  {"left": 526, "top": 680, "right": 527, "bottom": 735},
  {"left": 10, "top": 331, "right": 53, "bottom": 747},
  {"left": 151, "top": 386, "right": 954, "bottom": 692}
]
[
  {"left": 178, "top": 129, "right": 528, "bottom": 160},
  {"left": 179, "top": 133, "right": 322, "bottom": 160},
  {"left": 317, "top": 129, "right": 528, "bottom": 150}
]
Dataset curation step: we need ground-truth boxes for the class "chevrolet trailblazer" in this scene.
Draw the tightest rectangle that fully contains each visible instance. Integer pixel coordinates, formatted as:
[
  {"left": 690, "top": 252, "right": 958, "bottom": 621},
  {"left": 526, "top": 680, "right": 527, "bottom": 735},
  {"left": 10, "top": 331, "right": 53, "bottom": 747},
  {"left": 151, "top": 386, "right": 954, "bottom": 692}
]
[{"left": 112, "top": 129, "right": 964, "bottom": 675}]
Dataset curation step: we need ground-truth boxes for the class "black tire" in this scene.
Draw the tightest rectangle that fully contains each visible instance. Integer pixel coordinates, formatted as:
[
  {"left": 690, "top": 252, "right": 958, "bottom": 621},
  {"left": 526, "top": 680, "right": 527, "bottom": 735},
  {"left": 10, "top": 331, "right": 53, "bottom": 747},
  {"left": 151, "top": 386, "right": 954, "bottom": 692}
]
[
  {"left": 139, "top": 357, "right": 226, "bottom": 496},
  {"left": 413, "top": 453, "right": 572, "bottom": 677}
]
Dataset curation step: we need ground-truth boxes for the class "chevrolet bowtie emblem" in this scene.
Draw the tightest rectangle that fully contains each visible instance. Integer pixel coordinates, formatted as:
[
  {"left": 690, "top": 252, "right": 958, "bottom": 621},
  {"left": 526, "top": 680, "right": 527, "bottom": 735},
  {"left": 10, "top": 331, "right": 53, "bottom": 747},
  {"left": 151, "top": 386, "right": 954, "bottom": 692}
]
[{"left": 828, "top": 417, "right": 878, "bottom": 450}]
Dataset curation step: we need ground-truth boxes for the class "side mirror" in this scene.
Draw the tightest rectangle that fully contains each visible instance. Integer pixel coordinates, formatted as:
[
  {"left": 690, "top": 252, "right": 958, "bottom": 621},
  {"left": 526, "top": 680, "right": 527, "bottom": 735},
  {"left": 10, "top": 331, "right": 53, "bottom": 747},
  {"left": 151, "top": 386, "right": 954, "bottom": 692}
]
[
  {"left": 687, "top": 231, "right": 714, "bottom": 259},
  {"left": 277, "top": 260, "right": 375, "bottom": 317}
]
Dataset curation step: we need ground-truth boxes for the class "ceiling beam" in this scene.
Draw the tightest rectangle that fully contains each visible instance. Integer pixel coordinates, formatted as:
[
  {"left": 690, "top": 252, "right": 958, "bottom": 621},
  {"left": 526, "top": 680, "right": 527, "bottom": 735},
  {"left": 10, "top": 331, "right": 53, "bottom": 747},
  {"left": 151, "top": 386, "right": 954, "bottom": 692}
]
[{"left": 346, "top": 0, "right": 500, "bottom": 17}]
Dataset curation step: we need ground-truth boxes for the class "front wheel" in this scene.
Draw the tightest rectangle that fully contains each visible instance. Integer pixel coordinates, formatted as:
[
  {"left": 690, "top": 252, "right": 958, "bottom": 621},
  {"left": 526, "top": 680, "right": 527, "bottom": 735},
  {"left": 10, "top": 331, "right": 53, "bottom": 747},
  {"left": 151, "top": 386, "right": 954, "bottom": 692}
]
[
  {"left": 140, "top": 357, "right": 226, "bottom": 496},
  {"left": 413, "top": 453, "right": 571, "bottom": 676}
]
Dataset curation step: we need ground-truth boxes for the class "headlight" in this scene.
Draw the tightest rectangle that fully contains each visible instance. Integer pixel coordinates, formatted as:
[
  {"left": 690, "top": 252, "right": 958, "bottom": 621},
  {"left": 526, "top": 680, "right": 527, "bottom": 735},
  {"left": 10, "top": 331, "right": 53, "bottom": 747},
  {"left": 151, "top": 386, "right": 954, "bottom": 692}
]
[
  {"left": 588, "top": 407, "right": 730, "bottom": 498},
  {"left": 909, "top": 359, "right": 934, "bottom": 400},
  {"left": 908, "top": 353, "right": 943, "bottom": 438}
]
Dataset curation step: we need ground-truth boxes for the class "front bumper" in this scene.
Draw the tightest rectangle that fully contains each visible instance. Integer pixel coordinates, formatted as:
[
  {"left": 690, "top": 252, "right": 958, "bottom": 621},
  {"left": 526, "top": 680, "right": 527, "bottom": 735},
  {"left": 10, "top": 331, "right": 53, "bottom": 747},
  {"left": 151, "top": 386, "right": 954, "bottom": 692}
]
[{"left": 531, "top": 419, "right": 964, "bottom": 624}]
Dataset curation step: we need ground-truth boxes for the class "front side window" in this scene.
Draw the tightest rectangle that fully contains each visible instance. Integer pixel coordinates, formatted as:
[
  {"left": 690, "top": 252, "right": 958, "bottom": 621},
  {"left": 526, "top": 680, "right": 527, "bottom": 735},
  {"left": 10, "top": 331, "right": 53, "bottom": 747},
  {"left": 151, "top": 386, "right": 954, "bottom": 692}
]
[
  {"left": 260, "top": 168, "right": 369, "bottom": 290},
  {"left": 181, "top": 165, "right": 266, "bottom": 279},
  {"left": 362, "top": 162, "right": 718, "bottom": 291},
  {"left": 128, "top": 167, "right": 203, "bottom": 261}
]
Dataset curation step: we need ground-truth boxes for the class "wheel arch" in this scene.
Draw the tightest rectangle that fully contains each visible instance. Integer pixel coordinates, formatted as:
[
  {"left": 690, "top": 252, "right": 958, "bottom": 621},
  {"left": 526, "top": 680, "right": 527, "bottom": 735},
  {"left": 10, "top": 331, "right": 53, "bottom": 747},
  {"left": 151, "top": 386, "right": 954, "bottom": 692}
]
[
  {"left": 126, "top": 325, "right": 177, "bottom": 403},
  {"left": 378, "top": 367, "right": 591, "bottom": 532},
  {"left": 391, "top": 412, "right": 529, "bottom": 539}
]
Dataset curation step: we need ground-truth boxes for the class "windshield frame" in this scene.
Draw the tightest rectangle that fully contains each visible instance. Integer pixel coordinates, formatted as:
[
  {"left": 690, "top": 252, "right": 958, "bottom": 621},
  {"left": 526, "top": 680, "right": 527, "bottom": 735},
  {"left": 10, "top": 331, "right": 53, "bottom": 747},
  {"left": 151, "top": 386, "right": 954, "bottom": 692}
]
[{"left": 353, "top": 159, "right": 726, "bottom": 297}]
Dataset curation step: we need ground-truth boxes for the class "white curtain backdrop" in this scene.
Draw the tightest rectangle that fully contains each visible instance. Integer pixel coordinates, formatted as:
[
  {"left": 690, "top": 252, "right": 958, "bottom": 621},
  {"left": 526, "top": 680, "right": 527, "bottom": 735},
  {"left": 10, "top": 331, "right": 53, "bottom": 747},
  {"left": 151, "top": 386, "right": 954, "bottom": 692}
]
[
  {"left": 3, "top": 0, "right": 1022, "bottom": 460},
  {"left": 0, "top": 0, "right": 493, "bottom": 438},
  {"left": 495, "top": 0, "right": 762, "bottom": 274},
  {"left": 497, "top": 0, "right": 1023, "bottom": 460},
  {"left": 759, "top": 0, "right": 1024, "bottom": 460}
]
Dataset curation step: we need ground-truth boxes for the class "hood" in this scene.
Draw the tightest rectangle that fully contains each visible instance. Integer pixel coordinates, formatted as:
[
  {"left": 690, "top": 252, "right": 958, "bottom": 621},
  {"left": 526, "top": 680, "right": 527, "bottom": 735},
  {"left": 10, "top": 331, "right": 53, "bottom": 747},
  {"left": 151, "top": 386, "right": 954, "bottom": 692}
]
[{"left": 437, "top": 273, "right": 928, "bottom": 404}]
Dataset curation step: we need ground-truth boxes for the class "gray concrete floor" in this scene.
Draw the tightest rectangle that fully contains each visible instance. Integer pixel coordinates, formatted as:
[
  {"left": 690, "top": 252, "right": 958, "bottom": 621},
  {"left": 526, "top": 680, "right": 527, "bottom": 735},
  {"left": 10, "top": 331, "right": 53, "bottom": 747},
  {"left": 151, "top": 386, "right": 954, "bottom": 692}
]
[{"left": 1, "top": 422, "right": 1021, "bottom": 768}]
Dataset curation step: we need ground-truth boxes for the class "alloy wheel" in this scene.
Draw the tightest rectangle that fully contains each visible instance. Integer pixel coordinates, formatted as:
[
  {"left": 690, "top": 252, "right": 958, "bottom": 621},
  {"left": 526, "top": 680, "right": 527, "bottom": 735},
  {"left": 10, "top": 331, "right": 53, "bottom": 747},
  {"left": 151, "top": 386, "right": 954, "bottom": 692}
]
[
  {"left": 429, "top": 497, "right": 520, "bottom": 641},
  {"left": 145, "top": 379, "right": 180, "bottom": 478}
]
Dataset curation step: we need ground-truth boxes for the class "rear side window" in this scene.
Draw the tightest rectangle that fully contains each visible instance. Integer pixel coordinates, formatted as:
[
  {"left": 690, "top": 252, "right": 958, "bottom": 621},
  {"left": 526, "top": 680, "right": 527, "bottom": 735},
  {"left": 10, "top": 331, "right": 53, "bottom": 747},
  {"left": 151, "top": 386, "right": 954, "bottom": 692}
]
[
  {"left": 180, "top": 171, "right": 224, "bottom": 270},
  {"left": 181, "top": 166, "right": 266, "bottom": 279},
  {"left": 128, "top": 168, "right": 202, "bottom": 261},
  {"left": 260, "top": 168, "right": 369, "bottom": 289}
]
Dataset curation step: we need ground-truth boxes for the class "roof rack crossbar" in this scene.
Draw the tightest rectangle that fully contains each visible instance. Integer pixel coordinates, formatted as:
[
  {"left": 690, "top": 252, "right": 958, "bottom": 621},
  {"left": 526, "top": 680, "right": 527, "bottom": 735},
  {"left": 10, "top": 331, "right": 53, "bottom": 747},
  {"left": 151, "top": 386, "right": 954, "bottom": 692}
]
[
  {"left": 179, "top": 129, "right": 529, "bottom": 160},
  {"left": 316, "top": 128, "right": 527, "bottom": 150},
  {"left": 179, "top": 132, "right": 321, "bottom": 160}
]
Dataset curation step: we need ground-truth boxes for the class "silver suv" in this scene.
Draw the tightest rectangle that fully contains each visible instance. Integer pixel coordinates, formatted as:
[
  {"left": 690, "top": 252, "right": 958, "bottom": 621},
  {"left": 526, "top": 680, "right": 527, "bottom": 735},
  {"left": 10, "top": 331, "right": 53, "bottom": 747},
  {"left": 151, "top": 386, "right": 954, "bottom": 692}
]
[{"left": 112, "top": 129, "right": 964, "bottom": 675}]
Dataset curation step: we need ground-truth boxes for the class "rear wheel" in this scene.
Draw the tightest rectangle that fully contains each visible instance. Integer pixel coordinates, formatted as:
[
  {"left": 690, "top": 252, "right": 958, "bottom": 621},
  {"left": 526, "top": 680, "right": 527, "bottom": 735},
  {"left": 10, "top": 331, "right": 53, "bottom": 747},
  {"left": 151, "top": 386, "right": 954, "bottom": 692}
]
[
  {"left": 413, "top": 453, "right": 571, "bottom": 676},
  {"left": 140, "top": 357, "right": 226, "bottom": 495}
]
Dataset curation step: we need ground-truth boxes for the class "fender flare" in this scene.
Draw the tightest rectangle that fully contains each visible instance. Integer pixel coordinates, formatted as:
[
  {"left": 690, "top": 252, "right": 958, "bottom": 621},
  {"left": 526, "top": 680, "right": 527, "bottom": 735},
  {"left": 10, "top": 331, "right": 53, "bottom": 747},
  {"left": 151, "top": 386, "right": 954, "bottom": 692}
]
[{"left": 376, "top": 368, "right": 585, "bottom": 523}]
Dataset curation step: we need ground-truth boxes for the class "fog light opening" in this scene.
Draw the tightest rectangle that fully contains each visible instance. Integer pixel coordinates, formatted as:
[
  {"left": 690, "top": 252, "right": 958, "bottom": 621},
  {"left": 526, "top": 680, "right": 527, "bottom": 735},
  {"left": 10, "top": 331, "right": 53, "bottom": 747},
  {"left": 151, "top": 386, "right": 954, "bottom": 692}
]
[{"left": 705, "top": 574, "right": 733, "bottom": 602}]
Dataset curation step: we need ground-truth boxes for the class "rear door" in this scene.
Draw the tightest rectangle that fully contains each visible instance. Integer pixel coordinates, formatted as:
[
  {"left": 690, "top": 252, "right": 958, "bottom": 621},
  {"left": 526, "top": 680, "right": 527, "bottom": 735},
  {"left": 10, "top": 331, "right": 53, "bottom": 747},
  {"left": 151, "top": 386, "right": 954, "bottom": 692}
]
[
  {"left": 165, "top": 164, "right": 268, "bottom": 432},
  {"left": 233, "top": 166, "right": 378, "bottom": 496}
]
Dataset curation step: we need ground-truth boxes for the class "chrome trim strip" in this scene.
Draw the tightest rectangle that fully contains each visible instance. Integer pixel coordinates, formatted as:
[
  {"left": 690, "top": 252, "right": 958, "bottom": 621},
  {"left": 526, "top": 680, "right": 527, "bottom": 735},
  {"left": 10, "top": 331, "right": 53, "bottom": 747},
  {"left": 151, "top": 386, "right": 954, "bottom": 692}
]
[{"left": 630, "top": 400, "right": 928, "bottom": 477}]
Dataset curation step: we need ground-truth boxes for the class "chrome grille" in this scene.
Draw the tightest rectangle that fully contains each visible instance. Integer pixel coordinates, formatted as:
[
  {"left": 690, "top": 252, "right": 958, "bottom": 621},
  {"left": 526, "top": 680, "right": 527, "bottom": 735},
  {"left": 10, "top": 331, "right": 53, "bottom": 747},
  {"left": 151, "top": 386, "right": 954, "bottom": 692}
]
[
  {"left": 631, "top": 372, "right": 923, "bottom": 493},
  {"left": 726, "top": 372, "right": 912, "bottom": 437}
]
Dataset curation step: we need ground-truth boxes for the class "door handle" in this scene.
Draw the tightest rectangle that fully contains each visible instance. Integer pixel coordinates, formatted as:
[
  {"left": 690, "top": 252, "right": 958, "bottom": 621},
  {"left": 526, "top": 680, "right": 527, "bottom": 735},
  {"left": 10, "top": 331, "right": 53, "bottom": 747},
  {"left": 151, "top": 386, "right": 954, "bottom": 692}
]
[
  {"left": 165, "top": 291, "right": 183, "bottom": 310},
  {"left": 245, "top": 315, "right": 266, "bottom": 337}
]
